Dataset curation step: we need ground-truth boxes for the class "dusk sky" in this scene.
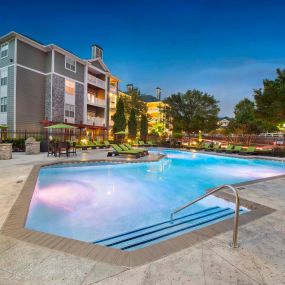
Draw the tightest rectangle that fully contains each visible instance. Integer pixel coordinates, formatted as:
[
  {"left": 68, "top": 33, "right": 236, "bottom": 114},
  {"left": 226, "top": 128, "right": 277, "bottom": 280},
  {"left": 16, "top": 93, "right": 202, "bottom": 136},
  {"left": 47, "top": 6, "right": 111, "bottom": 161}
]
[{"left": 1, "top": 0, "right": 285, "bottom": 116}]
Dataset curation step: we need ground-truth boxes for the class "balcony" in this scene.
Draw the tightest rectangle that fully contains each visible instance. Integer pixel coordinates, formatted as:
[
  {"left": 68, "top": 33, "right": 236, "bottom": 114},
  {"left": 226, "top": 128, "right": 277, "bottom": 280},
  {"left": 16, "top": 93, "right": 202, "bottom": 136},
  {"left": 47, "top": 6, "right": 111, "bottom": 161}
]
[
  {"left": 88, "top": 74, "right": 106, "bottom": 89},
  {"left": 87, "top": 96, "right": 106, "bottom": 107},
  {"left": 109, "top": 85, "right": 117, "bottom": 94},
  {"left": 87, "top": 117, "right": 105, "bottom": 126}
]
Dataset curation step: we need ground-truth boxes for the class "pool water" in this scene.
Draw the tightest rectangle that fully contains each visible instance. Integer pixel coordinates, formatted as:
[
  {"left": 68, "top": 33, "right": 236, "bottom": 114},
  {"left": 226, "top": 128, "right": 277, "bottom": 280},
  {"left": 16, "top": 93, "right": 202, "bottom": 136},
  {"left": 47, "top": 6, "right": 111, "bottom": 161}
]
[{"left": 25, "top": 149, "right": 285, "bottom": 245}]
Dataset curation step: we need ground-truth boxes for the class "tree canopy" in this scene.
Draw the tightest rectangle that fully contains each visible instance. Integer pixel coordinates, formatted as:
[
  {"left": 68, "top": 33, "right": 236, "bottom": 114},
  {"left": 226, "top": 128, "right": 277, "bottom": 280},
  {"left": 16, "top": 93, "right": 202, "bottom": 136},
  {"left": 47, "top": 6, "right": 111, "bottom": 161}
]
[
  {"left": 120, "top": 87, "right": 147, "bottom": 119},
  {"left": 254, "top": 68, "right": 285, "bottom": 126},
  {"left": 128, "top": 108, "right": 137, "bottom": 139},
  {"left": 112, "top": 97, "right": 126, "bottom": 134},
  {"left": 163, "top": 90, "right": 220, "bottom": 134},
  {"left": 140, "top": 114, "right": 148, "bottom": 141}
]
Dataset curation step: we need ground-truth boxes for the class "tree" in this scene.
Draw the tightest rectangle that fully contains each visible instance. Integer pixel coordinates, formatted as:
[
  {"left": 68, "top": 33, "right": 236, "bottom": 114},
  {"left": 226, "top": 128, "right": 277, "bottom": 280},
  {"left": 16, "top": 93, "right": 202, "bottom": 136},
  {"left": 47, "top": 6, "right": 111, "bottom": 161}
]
[
  {"left": 112, "top": 97, "right": 126, "bottom": 134},
  {"left": 254, "top": 69, "right": 285, "bottom": 126},
  {"left": 231, "top": 98, "right": 276, "bottom": 135},
  {"left": 121, "top": 87, "right": 147, "bottom": 119},
  {"left": 128, "top": 108, "right": 137, "bottom": 139},
  {"left": 140, "top": 114, "right": 148, "bottom": 141},
  {"left": 150, "top": 122, "right": 165, "bottom": 137},
  {"left": 163, "top": 90, "right": 220, "bottom": 134}
]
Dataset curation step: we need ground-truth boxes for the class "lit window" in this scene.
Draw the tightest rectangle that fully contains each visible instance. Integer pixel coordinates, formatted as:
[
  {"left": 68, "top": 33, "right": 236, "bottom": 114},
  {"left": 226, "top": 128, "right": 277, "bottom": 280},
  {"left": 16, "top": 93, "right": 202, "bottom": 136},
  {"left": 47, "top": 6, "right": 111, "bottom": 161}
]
[
  {"left": 65, "top": 79, "right": 75, "bottom": 95},
  {"left": 0, "top": 97, "right": 7, "bottom": 112},
  {"left": 65, "top": 104, "right": 75, "bottom": 118},
  {"left": 0, "top": 69, "right": 8, "bottom": 86},
  {"left": 0, "top": 42, "right": 8, "bottom": 58},
  {"left": 65, "top": 56, "right": 76, "bottom": 72}
]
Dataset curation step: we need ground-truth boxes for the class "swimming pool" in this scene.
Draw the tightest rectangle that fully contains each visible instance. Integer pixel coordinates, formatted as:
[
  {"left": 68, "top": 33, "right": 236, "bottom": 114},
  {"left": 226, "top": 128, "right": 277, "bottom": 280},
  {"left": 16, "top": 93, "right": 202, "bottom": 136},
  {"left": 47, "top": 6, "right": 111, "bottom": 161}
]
[{"left": 25, "top": 149, "right": 285, "bottom": 250}]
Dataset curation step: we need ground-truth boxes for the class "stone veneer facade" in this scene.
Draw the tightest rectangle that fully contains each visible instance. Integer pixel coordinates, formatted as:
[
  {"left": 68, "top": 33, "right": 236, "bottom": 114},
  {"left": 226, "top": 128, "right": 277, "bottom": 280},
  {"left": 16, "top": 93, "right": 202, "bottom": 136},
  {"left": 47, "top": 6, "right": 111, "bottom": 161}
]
[
  {"left": 44, "top": 75, "right": 52, "bottom": 121},
  {"left": 75, "top": 82, "right": 84, "bottom": 124},
  {"left": 51, "top": 74, "right": 65, "bottom": 122}
]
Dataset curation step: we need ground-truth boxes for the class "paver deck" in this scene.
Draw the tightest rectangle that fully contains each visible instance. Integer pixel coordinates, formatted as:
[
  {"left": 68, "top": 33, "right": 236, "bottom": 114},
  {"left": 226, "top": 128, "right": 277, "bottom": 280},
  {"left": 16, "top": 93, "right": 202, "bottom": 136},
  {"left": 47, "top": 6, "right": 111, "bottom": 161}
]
[{"left": 0, "top": 149, "right": 284, "bottom": 284}]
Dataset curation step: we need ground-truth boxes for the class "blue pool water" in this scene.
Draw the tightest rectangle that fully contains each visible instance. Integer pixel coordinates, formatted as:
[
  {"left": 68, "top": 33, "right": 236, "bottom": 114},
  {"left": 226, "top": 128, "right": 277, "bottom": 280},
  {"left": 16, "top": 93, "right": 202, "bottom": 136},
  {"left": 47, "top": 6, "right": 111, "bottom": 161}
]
[{"left": 25, "top": 149, "right": 285, "bottom": 248}]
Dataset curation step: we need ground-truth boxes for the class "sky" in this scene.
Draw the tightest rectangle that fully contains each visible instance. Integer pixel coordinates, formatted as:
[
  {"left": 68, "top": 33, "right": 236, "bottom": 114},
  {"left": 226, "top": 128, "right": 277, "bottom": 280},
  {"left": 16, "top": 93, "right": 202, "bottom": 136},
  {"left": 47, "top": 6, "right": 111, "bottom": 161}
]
[{"left": 1, "top": 0, "right": 285, "bottom": 116}]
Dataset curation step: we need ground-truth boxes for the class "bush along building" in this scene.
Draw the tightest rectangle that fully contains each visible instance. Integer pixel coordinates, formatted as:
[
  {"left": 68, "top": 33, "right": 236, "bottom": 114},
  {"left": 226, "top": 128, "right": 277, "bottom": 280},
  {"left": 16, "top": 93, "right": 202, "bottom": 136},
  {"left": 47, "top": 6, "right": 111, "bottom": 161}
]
[{"left": 0, "top": 31, "right": 120, "bottom": 139}]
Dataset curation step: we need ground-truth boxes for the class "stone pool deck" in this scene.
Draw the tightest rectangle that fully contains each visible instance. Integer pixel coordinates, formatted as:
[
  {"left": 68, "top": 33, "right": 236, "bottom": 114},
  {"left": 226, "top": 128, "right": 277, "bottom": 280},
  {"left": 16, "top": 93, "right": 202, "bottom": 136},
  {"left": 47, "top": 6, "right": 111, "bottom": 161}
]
[{"left": 0, "top": 150, "right": 285, "bottom": 284}]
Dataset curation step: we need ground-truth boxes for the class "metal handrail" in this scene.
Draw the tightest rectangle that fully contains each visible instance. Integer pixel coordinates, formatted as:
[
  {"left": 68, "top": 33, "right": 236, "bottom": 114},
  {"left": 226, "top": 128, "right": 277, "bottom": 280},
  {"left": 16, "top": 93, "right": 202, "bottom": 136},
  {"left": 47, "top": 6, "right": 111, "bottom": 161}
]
[{"left": 170, "top": 185, "right": 240, "bottom": 248}]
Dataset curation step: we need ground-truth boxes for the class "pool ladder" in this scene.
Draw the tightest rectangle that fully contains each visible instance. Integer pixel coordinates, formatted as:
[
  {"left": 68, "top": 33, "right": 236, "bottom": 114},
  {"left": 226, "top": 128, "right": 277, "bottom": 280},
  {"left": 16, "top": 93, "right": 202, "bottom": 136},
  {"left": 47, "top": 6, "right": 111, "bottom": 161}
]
[{"left": 170, "top": 185, "right": 240, "bottom": 248}]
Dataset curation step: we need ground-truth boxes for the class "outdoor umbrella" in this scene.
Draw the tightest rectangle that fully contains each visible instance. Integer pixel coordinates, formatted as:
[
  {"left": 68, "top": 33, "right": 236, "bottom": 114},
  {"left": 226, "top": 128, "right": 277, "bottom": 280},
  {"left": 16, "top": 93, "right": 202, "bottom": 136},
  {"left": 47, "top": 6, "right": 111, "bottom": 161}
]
[
  {"left": 114, "top": 131, "right": 126, "bottom": 135},
  {"left": 44, "top": 123, "right": 77, "bottom": 129},
  {"left": 45, "top": 123, "right": 77, "bottom": 141}
]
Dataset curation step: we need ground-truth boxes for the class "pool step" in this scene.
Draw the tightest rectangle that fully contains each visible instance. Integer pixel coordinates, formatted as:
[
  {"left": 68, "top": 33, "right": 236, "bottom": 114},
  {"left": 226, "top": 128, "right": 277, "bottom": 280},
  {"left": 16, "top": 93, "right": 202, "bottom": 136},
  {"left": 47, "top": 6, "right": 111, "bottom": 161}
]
[{"left": 92, "top": 207, "right": 243, "bottom": 251}]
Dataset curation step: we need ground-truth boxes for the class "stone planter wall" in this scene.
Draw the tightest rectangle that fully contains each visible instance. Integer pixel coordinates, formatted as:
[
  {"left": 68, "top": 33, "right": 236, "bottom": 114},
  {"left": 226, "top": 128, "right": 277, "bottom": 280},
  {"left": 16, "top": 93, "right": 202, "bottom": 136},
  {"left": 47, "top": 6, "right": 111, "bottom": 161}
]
[
  {"left": 25, "top": 138, "right": 40, "bottom": 155},
  {"left": 0, "top": 143, "right": 12, "bottom": 160}
]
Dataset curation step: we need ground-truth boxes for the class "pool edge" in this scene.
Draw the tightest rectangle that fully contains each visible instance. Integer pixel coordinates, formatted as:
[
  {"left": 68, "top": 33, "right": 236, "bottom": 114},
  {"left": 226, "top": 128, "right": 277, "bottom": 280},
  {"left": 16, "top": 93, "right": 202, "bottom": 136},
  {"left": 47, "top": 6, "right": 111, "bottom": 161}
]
[{"left": 0, "top": 157, "right": 281, "bottom": 268}]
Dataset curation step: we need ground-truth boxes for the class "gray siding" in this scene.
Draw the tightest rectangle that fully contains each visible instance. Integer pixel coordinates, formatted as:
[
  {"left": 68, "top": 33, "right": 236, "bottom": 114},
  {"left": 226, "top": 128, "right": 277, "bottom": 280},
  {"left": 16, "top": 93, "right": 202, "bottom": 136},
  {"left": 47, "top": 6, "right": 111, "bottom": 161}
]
[
  {"left": 7, "top": 66, "right": 15, "bottom": 130},
  {"left": 75, "top": 83, "right": 84, "bottom": 124},
  {"left": 90, "top": 60, "right": 106, "bottom": 72},
  {"left": 54, "top": 51, "right": 84, "bottom": 82},
  {"left": 16, "top": 66, "right": 46, "bottom": 131},
  {"left": 17, "top": 40, "right": 51, "bottom": 73},
  {"left": 52, "top": 74, "right": 65, "bottom": 122},
  {"left": 0, "top": 38, "right": 15, "bottom": 68}
]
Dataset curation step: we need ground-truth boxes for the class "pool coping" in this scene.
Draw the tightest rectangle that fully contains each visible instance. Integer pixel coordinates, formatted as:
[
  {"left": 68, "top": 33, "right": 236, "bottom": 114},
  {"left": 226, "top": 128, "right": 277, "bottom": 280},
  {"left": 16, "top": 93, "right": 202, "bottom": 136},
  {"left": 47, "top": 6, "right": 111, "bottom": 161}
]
[{"left": 1, "top": 156, "right": 282, "bottom": 268}]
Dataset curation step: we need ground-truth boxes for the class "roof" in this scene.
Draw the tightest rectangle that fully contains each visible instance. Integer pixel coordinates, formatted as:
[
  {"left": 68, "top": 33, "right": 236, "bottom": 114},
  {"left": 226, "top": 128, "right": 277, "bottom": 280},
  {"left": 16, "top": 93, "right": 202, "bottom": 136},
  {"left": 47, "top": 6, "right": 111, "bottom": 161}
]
[{"left": 0, "top": 31, "right": 116, "bottom": 77}]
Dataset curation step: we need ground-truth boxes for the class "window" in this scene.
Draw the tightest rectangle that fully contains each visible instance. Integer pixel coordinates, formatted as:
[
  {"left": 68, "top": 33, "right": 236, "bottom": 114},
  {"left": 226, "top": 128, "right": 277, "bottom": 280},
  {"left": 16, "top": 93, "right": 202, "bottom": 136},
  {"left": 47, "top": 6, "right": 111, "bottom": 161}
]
[
  {"left": 0, "top": 69, "right": 8, "bottom": 86},
  {"left": 65, "top": 79, "right": 75, "bottom": 95},
  {"left": 0, "top": 97, "right": 7, "bottom": 112},
  {"left": 65, "top": 104, "right": 75, "bottom": 118},
  {"left": 0, "top": 42, "right": 9, "bottom": 58},
  {"left": 65, "top": 56, "right": 76, "bottom": 72}
]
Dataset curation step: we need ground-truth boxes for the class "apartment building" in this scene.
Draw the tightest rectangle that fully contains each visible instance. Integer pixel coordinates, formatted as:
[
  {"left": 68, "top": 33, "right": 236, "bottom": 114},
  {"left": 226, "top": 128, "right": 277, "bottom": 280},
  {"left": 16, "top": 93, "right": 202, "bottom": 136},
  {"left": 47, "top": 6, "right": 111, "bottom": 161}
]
[{"left": 0, "top": 31, "right": 119, "bottom": 136}]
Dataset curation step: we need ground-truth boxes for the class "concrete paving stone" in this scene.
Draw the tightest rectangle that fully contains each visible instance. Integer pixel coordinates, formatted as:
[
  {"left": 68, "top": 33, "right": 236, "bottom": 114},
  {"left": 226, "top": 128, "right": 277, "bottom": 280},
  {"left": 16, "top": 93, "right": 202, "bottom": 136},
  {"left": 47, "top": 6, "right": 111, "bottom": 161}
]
[
  {"left": 0, "top": 241, "right": 51, "bottom": 274},
  {"left": 0, "top": 234, "right": 17, "bottom": 255},
  {"left": 95, "top": 265, "right": 150, "bottom": 285},
  {"left": 18, "top": 251, "right": 96, "bottom": 285},
  {"left": 81, "top": 261, "right": 127, "bottom": 284}
]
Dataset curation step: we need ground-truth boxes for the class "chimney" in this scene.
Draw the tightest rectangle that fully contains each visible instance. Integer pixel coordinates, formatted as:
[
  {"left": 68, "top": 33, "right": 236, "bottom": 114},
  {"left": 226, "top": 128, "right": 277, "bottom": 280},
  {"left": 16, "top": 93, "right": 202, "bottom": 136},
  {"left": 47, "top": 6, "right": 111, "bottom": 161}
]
[
  {"left": 91, "top": 43, "right": 103, "bottom": 59},
  {"left": 126, "top": 84, "right": 133, "bottom": 93},
  {"left": 156, "top": 87, "right": 162, "bottom": 100}
]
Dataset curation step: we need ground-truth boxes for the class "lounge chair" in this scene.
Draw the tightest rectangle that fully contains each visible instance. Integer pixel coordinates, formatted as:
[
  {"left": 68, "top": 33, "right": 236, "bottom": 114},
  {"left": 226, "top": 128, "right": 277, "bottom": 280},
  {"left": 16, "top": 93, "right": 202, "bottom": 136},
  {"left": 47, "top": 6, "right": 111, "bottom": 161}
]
[
  {"left": 226, "top": 145, "right": 243, "bottom": 153},
  {"left": 124, "top": 143, "right": 149, "bottom": 155},
  {"left": 139, "top": 141, "right": 148, "bottom": 147},
  {"left": 110, "top": 144, "right": 143, "bottom": 158},
  {"left": 239, "top": 146, "right": 256, "bottom": 155},
  {"left": 216, "top": 144, "right": 234, "bottom": 153},
  {"left": 94, "top": 141, "right": 106, "bottom": 148},
  {"left": 104, "top": 140, "right": 111, "bottom": 147},
  {"left": 147, "top": 141, "right": 157, "bottom": 147},
  {"left": 211, "top": 144, "right": 221, "bottom": 151},
  {"left": 202, "top": 143, "right": 212, "bottom": 151}
]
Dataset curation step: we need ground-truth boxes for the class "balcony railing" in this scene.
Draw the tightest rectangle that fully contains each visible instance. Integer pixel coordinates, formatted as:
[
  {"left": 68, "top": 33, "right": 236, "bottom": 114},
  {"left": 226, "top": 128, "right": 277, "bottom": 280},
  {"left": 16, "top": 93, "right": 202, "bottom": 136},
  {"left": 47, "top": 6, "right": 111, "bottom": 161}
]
[
  {"left": 87, "top": 96, "right": 106, "bottom": 107},
  {"left": 88, "top": 74, "right": 106, "bottom": 89},
  {"left": 87, "top": 117, "right": 105, "bottom": 126}
]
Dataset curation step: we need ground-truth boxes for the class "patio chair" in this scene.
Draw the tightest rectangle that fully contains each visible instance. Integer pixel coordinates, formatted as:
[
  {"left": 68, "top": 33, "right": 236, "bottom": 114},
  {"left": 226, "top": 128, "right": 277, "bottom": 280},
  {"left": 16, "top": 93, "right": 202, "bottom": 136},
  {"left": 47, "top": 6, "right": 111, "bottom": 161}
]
[{"left": 68, "top": 142, "right": 77, "bottom": 156}]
